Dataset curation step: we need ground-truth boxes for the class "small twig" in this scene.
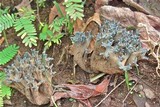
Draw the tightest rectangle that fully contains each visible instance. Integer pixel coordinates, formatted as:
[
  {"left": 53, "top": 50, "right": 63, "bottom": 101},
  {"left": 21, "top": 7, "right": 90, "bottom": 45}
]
[
  {"left": 122, "top": 81, "right": 138, "bottom": 105},
  {"left": 56, "top": 47, "right": 66, "bottom": 65},
  {"left": 95, "top": 79, "right": 125, "bottom": 107},
  {"left": 73, "top": 61, "right": 77, "bottom": 77},
  {"left": 138, "top": 23, "right": 160, "bottom": 77},
  {"left": 90, "top": 73, "right": 106, "bottom": 83},
  {"left": 155, "top": 44, "right": 160, "bottom": 76},
  {"left": 51, "top": 96, "right": 58, "bottom": 107}
]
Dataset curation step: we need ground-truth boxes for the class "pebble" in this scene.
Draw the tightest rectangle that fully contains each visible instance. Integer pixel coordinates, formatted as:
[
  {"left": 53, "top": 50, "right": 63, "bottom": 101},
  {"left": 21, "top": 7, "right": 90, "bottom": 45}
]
[
  {"left": 143, "top": 88, "right": 156, "bottom": 100},
  {"left": 145, "top": 102, "right": 151, "bottom": 107}
]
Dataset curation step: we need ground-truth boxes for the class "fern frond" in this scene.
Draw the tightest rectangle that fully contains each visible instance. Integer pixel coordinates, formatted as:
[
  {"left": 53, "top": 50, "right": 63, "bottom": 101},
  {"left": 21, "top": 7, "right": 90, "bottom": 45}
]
[
  {"left": 0, "top": 44, "right": 19, "bottom": 65},
  {"left": 14, "top": 18, "right": 37, "bottom": 47},
  {"left": 49, "top": 17, "right": 66, "bottom": 32},
  {"left": 0, "top": 84, "right": 3, "bottom": 107},
  {"left": 0, "top": 72, "right": 12, "bottom": 107},
  {"left": 64, "top": 0, "right": 84, "bottom": 20},
  {"left": 0, "top": 13, "right": 15, "bottom": 33},
  {"left": 18, "top": 7, "right": 36, "bottom": 21}
]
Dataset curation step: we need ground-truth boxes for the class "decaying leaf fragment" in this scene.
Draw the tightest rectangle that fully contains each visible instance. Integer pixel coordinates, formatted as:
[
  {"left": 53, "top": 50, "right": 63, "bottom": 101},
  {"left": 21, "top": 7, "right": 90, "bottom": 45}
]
[
  {"left": 51, "top": 77, "right": 110, "bottom": 107},
  {"left": 49, "top": 2, "right": 66, "bottom": 24},
  {"left": 15, "top": 0, "right": 32, "bottom": 10},
  {"left": 123, "top": 0, "right": 160, "bottom": 17}
]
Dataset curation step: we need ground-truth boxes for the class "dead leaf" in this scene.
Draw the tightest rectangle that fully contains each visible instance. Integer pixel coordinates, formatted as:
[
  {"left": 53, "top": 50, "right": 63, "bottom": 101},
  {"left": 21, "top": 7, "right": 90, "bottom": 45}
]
[
  {"left": 0, "top": 37, "right": 4, "bottom": 45},
  {"left": 51, "top": 77, "right": 110, "bottom": 107},
  {"left": 49, "top": 2, "right": 66, "bottom": 24},
  {"left": 95, "top": 0, "right": 109, "bottom": 12},
  {"left": 0, "top": 68, "right": 3, "bottom": 71},
  {"left": 123, "top": 0, "right": 150, "bottom": 14},
  {"left": 64, "top": 77, "right": 110, "bottom": 99},
  {"left": 73, "top": 19, "right": 85, "bottom": 33},
  {"left": 79, "top": 99, "right": 92, "bottom": 107},
  {"left": 83, "top": 13, "right": 101, "bottom": 32},
  {"left": 50, "top": 92, "right": 69, "bottom": 106},
  {"left": 123, "top": 0, "right": 160, "bottom": 17},
  {"left": 15, "top": 0, "right": 32, "bottom": 10}
]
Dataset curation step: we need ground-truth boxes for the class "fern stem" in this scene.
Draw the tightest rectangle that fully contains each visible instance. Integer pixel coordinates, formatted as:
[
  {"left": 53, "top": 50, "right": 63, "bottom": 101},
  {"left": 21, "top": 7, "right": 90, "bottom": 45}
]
[{"left": 2, "top": 31, "right": 8, "bottom": 46}]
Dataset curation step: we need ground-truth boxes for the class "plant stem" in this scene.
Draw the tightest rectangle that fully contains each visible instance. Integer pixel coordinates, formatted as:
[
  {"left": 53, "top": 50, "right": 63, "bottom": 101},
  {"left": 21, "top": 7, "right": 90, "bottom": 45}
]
[
  {"left": 2, "top": 31, "right": 8, "bottom": 46},
  {"left": 135, "top": 64, "right": 140, "bottom": 75},
  {"left": 124, "top": 70, "right": 129, "bottom": 90}
]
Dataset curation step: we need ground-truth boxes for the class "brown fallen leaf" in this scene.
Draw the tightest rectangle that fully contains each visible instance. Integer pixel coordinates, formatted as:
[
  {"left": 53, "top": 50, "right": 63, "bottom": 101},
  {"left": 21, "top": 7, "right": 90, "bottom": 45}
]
[
  {"left": 15, "top": 0, "right": 32, "bottom": 10},
  {"left": 95, "top": 0, "right": 109, "bottom": 12},
  {"left": 123, "top": 0, "right": 150, "bottom": 14},
  {"left": 63, "top": 76, "right": 110, "bottom": 100},
  {"left": 123, "top": 0, "right": 160, "bottom": 17},
  {"left": 73, "top": 19, "right": 85, "bottom": 34},
  {"left": 49, "top": 2, "right": 66, "bottom": 24},
  {"left": 51, "top": 77, "right": 110, "bottom": 107},
  {"left": 0, "top": 37, "right": 4, "bottom": 45},
  {"left": 83, "top": 13, "right": 101, "bottom": 32}
]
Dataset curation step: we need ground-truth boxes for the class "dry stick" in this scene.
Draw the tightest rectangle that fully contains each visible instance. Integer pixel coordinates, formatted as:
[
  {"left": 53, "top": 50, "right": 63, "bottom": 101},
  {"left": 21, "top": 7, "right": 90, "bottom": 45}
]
[
  {"left": 56, "top": 48, "right": 66, "bottom": 65},
  {"left": 122, "top": 81, "right": 138, "bottom": 106},
  {"left": 90, "top": 73, "right": 106, "bottom": 83},
  {"left": 51, "top": 96, "right": 58, "bottom": 107},
  {"left": 95, "top": 79, "right": 125, "bottom": 107}
]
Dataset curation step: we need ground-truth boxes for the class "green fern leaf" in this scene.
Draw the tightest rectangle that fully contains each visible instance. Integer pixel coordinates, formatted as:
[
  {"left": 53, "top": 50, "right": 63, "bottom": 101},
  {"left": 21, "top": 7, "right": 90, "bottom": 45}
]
[
  {"left": 64, "top": 0, "right": 84, "bottom": 20},
  {"left": 14, "top": 18, "right": 37, "bottom": 47},
  {"left": 49, "top": 17, "right": 66, "bottom": 32},
  {"left": 1, "top": 85, "right": 11, "bottom": 99},
  {"left": 40, "top": 24, "right": 53, "bottom": 41},
  {"left": 0, "top": 72, "right": 12, "bottom": 107},
  {"left": 0, "top": 72, "right": 11, "bottom": 99},
  {"left": 0, "top": 14, "right": 15, "bottom": 33},
  {"left": 0, "top": 84, "right": 3, "bottom": 107},
  {"left": 22, "top": 36, "right": 38, "bottom": 47},
  {"left": 0, "top": 44, "right": 19, "bottom": 65}
]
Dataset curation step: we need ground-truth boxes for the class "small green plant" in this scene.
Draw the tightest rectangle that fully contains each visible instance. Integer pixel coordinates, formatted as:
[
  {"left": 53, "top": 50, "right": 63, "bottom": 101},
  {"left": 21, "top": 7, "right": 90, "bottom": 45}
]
[
  {"left": 39, "top": 23, "right": 63, "bottom": 51},
  {"left": 0, "top": 72, "right": 12, "bottom": 107},
  {"left": 0, "top": 14, "right": 15, "bottom": 33},
  {"left": 0, "top": 4, "right": 10, "bottom": 16},
  {"left": 0, "top": 8, "right": 37, "bottom": 48},
  {"left": 0, "top": 44, "right": 19, "bottom": 107},
  {"left": 39, "top": 1, "right": 84, "bottom": 52},
  {"left": 0, "top": 44, "right": 19, "bottom": 65},
  {"left": 36, "top": 0, "right": 46, "bottom": 8}
]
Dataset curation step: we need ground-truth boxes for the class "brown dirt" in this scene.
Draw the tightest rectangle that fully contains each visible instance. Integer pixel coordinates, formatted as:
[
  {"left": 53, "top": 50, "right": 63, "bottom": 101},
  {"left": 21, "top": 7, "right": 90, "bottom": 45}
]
[{"left": 1, "top": 0, "right": 160, "bottom": 107}]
